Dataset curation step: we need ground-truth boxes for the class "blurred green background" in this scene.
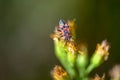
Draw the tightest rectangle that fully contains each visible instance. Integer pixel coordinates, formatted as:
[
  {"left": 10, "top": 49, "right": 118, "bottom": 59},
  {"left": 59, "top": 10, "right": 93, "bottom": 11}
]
[{"left": 0, "top": 0, "right": 120, "bottom": 80}]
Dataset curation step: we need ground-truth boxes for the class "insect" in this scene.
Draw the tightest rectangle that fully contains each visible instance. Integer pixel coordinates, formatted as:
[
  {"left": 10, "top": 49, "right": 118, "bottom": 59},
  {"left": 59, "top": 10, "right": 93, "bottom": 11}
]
[{"left": 57, "top": 19, "right": 72, "bottom": 41}]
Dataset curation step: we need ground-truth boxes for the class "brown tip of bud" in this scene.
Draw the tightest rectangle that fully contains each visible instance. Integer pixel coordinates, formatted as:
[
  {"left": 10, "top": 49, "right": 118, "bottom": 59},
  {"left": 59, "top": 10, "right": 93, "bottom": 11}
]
[
  {"left": 77, "top": 43, "right": 88, "bottom": 55},
  {"left": 66, "top": 41, "right": 77, "bottom": 54},
  {"left": 93, "top": 74, "right": 105, "bottom": 80},
  {"left": 51, "top": 65, "right": 67, "bottom": 80},
  {"left": 96, "top": 39, "right": 110, "bottom": 60}
]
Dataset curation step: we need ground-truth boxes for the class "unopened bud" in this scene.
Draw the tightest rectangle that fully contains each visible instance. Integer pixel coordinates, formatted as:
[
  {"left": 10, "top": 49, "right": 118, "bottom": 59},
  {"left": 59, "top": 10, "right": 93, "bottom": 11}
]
[
  {"left": 51, "top": 65, "right": 69, "bottom": 80},
  {"left": 91, "top": 40, "right": 110, "bottom": 67}
]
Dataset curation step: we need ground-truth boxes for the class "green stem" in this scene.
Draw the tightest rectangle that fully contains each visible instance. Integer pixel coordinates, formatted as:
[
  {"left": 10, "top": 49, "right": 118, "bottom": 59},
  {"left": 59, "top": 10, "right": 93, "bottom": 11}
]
[
  {"left": 54, "top": 41, "right": 76, "bottom": 78},
  {"left": 85, "top": 64, "right": 95, "bottom": 75}
]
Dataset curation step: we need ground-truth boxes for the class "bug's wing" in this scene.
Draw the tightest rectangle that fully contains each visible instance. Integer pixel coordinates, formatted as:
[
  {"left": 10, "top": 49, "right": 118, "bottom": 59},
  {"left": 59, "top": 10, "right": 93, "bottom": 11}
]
[{"left": 59, "top": 19, "right": 66, "bottom": 26}]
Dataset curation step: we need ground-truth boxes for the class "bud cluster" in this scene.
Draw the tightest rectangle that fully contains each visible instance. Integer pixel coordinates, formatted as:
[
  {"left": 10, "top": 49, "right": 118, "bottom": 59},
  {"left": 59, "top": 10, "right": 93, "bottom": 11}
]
[{"left": 51, "top": 19, "right": 110, "bottom": 80}]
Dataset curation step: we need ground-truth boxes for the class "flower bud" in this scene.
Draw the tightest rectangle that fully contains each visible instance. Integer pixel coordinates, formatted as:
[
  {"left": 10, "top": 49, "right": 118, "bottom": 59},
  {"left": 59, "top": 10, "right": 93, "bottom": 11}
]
[
  {"left": 91, "top": 40, "right": 110, "bottom": 67},
  {"left": 86, "top": 40, "right": 110, "bottom": 74},
  {"left": 92, "top": 74, "right": 105, "bottom": 80},
  {"left": 66, "top": 42, "right": 77, "bottom": 65},
  {"left": 109, "top": 65, "right": 120, "bottom": 80},
  {"left": 76, "top": 44, "right": 88, "bottom": 68},
  {"left": 51, "top": 65, "right": 69, "bottom": 80},
  {"left": 68, "top": 19, "right": 77, "bottom": 40},
  {"left": 51, "top": 20, "right": 77, "bottom": 78}
]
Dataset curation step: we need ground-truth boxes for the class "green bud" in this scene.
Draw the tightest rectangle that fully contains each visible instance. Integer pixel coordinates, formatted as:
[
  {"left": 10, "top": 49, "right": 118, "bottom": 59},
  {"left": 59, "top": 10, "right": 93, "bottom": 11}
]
[
  {"left": 54, "top": 41, "right": 66, "bottom": 61},
  {"left": 67, "top": 52, "right": 76, "bottom": 66},
  {"left": 91, "top": 53, "right": 103, "bottom": 67},
  {"left": 91, "top": 40, "right": 110, "bottom": 67},
  {"left": 86, "top": 40, "right": 110, "bottom": 74},
  {"left": 54, "top": 41, "right": 77, "bottom": 78},
  {"left": 76, "top": 54, "right": 88, "bottom": 68}
]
